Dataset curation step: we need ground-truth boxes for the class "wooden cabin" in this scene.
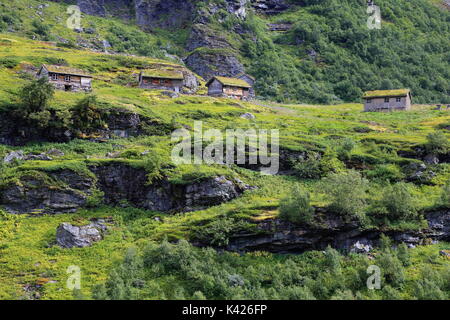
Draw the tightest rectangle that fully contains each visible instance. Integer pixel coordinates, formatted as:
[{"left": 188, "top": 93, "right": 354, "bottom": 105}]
[
  {"left": 139, "top": 70, "right": 184, "bottom": 93},
  {"left": 236, "top": 73, "right": 256, "bottom": 99},
  {"left": 206, "top": 76, "right": 252, "bottom": 100},
  {"left": 38, "top": 64, "right": 92, "bottom": 92},
  {"left": 363, "top": 89, "right": 412, "bottom": 112}
]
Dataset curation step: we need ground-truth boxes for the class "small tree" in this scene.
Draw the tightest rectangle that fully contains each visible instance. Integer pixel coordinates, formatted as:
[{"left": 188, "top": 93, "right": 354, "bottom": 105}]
[
  {"left": 438, "top": 180, "right": 450, "bottom": 208},
  {"left": 279, "top": 185, "right": 315, "bottom": 224},
  {"left": 396, "top": 243, "right": 411, "bottom": 267},
  {"left": 378, "top": 183, "right": 418, "bottom": 221},
  {"left": 70, "top": 95, "right": 104, "bottom": 132},
  {"left": 19, "top": 77, "right": 54, "bottom": 114},
  {"left": 425, "top": 131, "right": 449, "bottom": 155},
  {"left": 321, "top": 170, "right": 369, "bottom": 221},
  {"left": 32, "top": 20, "right": 50, "bottom": 39},
  {"left": 377, "top": 251, "right": 405, "bottom": 288}
]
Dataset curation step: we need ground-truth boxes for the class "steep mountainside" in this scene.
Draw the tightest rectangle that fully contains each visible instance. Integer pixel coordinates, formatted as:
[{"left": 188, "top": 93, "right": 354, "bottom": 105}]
[
  {"left": 0, "top": 0, "right": 449, "bottom": 301},
  {"left": 44, "top": 0, "right": 450, "bottom": 104}
]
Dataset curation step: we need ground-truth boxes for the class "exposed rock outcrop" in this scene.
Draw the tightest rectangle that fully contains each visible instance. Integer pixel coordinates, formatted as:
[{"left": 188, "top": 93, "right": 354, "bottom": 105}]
[
  {"left": 184, "top": 50, "right": 245, "bottom": 81},
  {"left": 0, "top": 109, "right": 171, "bottom": 146},
  {"left": 251, "top": 0, "right": 290, "bottom": 15},
  {"left": 56, "top": 219, "right": 109, "bottom": 248},
  {"left": 224, "top": 210, "right": 450, "bottom": 253},
  {"left": 1, "top": 163, "right": 251, "bottom": 214},
  {"left": 135, "top": 0, "right": 194, "bottom": 29},
  {"left": 1, "top": 170, "right": 94, "bottom": 214},
  {"left": 91, "top": 162, "right": 251, "bottom": 211}
]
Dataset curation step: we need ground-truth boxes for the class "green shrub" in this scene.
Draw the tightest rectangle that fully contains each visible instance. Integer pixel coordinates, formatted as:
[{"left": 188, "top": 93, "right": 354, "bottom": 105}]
[
  {"left": 370, "top": 183, "right": 419, "bottom": 221},
  {"left": 376, "top": 251, "right": 405, "bottom": 288},
  {"left": 143, "top": 152, "right": 164, "bottom": 184},
  {"left": 336, "top": 137, "right": 356, "bottom": 160},
  {"left": 414, "top": 267, "right": 447, "bottom": 300},
  {"left": 438, "top": 180, "right": 450, "bottom": 208},
  {"left": 397, "top": 243, "right": 411, "bottom": 267},
  {"left": 44, "top": 57, "right": 69, "bottom": 66},
  {"left": 31, "top": 20, "right": 50, "bottom": 39},
  {"left": 365, "top": 164, "right": 404, "bottom": 183},
  {"left": 195, "top": 218, "right": 247, "bottom": 247},
  {"left": 0, "top": 57, "right": 19, "bottom": 69},
  {"left": 70, "top": 95, "right": 105, "bottom": 132},
  {"left": 293, "top": 157, "right": 322, "bottom": 179},
  {"left": 293, "top": 153, "right": 343, "bottom": 179},
  {"left": 425, "top": 131, "right": 449, "bottom": 155},
  {"left": 279, "top": 185, "right": 315, "bottom": 225},
  {"left": 18, "top": 78, "right": 54, "bottom": 114},
  {"left": 321, "top": 170, "right": 369, "bottom": 222}
]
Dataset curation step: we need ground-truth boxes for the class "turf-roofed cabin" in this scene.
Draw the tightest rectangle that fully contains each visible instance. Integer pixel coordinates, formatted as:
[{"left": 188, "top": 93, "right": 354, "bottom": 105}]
[
  {"left": 38, "top": 64, "right": 92, "bottom": 92},
  {"left": 363, "top": 89, "right": 412, "bottom": 112},
  {"left": 139, "top": 70, "right": 184, "bottom": 93},
  {"left": 206, "top": 76, "right": 253, "bottom": 100}
]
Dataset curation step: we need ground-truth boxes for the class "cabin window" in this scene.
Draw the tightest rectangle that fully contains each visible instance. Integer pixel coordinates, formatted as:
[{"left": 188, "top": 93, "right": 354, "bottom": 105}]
[
  {"left": 366, "top": 99, "right": 372, "bottom": 103},
  {"left": 65, "top": 75, "right": 71, "bottom": 82},
  {"left": 50, "top": 73, "right": 58, "bottom": 81},
  {"left": 384, "top": 98, "right": 390, "bottom": 103},
  {"left": 396, "top": 97, "right": 401, "bottom": 102},
  {"left": 152, "top": 79, "right": 160, "bottom": 85}
]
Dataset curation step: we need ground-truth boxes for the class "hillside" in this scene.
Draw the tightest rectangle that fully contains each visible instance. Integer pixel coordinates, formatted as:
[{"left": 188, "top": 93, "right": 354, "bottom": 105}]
[
  {"left": 2, "top": 0, "right": 448, "bottom": 104},
  {"left": 0, "top": 0, "right": 448, "bottom": 301}
]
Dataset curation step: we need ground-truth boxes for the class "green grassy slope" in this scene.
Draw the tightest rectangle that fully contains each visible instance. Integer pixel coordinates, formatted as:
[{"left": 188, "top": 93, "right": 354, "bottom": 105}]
[
  {"left": 0, "top": 1, "right": 448, "bottom": 300},
  {"left": 0, "top": 34, "right": 448, "bottom": 300},
  {"left": 1, "top": 0, "right": 449, "bottom": 104}
]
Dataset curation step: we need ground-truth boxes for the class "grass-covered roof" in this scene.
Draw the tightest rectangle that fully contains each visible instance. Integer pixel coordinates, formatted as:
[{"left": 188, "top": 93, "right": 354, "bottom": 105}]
[
  {"left": 363, "top": 89, "right": 411, "bottom": 98},
  {"left": 141, "top": 69, "right": 184, "bottom": 80},
  {"left": 207, "top": 76, "right": 252, "bottom": 88},
  {"left": 42, "top": 64, "right": 92, "bottom": 77}
]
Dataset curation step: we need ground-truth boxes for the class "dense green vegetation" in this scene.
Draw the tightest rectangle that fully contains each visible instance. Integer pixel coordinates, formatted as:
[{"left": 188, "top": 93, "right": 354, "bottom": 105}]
[
  {"left": 236, "top": 0, "right": 450, "bottom": 103},
  {"left": 1, "top": 0, "right": 449, "bottom": 104},
  {"left": 90, "top": 239, "right": 450, "bottom": 300},
  {"left": 0, "top": 0, "right": 448, "bottom": 300}
]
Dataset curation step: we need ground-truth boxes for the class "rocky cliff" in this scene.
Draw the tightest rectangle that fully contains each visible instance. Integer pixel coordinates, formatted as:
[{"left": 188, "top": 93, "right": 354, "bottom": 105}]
[
  {"left": 49, "top": 0, "right": 291, "bottom": 80},
  {"left": 0, "top": 163, "right": 251, "bottom": 214},
  {"left": 224, "top": 210, "right": 450, "bottom": 254}
]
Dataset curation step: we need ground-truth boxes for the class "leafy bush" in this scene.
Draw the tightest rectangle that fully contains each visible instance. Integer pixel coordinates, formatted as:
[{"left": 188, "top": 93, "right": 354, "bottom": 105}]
[
  {"left": 293, "top": 152, "right": 343, "bottom": 179},
  {"left": 31, "top": 20, "right": 50, "bottom": 39},
  {"left": 93, "top": 239, "right": 448, "bottom": 300},
  {"left": 279, "top": 185, "right": 315, "bottom": 225},
  {"left": 365, "top": 164, "right": 404, "bottom": 183},
  {"left": 376, "top": 251, "right": 405, "bottom": 288},
  {"left": 70, "top": 95, "right": 105, "bottom": 133},
  {"left": 143, "top": 152, "right": 164, "bottom": 184},
  {"left": 293, "top": 157, "right": 322, "bottom": 179},
  {"left": 0, "top": 57, "right": 20, "bottom": 69},
  {"left": 93, "top": 247, "right": 144, "bottom": 300},
  {"left": 195, "top": 218, "right": 248, "bottom": 247},
  {"left": 370, "top": 183, "right": 419, "bottom": 221},
  {"left": 425, "top": 131, "right": 449, "bottom": 155},
  {"left": 18, "top": 78, "right": 54, "bottom": 114},
  {"left": 44, "top": 57, "right": 69, "bottom": 66},
  {"left": 336, "top": 137, "right": 355, "bottom": 160},
  {"left": 438, "top": 180, "right": 450, "bottom": 208},
  {"left": 321, "top": 170, "right": 369, "bottom": 222}
]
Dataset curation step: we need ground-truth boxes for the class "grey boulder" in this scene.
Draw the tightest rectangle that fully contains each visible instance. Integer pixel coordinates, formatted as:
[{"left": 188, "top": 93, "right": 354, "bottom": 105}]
[{"left": 56, "top": 222, "right": 107, "bottom": 248}]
